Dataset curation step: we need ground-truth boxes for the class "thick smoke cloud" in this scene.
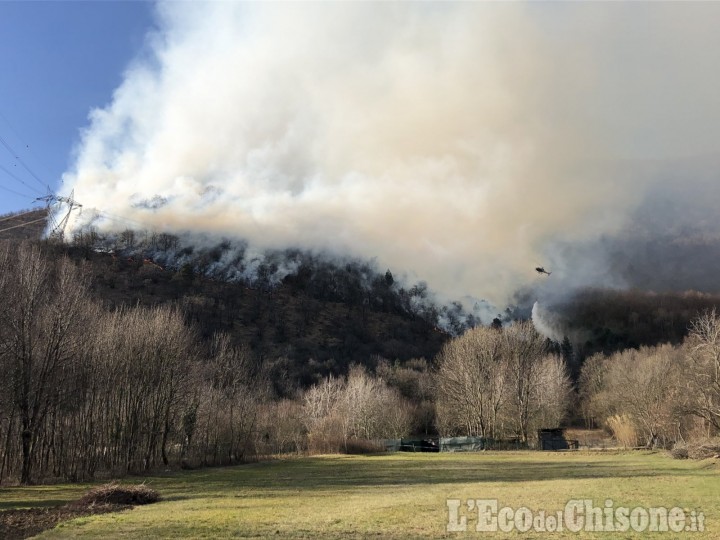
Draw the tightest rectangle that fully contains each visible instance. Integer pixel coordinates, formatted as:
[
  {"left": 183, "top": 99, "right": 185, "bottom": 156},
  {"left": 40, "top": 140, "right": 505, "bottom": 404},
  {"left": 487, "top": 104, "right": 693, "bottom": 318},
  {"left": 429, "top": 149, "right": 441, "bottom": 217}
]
[{"left": 61, "top": 2, "right": 720, "bottom": 318}]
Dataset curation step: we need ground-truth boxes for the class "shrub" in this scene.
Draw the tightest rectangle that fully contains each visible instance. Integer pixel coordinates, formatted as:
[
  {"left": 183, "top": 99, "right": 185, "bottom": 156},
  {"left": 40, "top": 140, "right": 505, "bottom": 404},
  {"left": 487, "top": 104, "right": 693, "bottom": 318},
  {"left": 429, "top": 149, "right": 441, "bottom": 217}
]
[
  {"left": 306, "top": 430, "right": 344, "bottom": 455},
  {"left": 685, "top": 438, "right": 720, "bottom": 460},
  {"left": 670, "top": 444, "right": 689, "bottom": 459},
  {"left": 342, "top": 439, "right": 386, "bottom": 455},
  {"left": 606, "top": 414, "right": 638, "bottom": 448}
]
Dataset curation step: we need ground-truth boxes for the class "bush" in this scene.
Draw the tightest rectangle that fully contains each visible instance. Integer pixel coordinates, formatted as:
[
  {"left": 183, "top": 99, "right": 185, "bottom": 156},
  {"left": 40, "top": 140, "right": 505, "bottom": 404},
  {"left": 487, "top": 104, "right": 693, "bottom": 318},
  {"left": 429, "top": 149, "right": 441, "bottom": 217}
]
[
  {"left": 670, "top": 444, "right": 689, "bottom": 460},
  {"left": 74, "top": 482, "right": 160, "bottom": 507},
  {"left": 342, "top": 439, "right": 386, "bottom": 455},
  {"left": 685, "top": 438, "right": 720, "bottom": 460},
  {"left": 306, "top": 431, "right": 344, "bottom": 455}
]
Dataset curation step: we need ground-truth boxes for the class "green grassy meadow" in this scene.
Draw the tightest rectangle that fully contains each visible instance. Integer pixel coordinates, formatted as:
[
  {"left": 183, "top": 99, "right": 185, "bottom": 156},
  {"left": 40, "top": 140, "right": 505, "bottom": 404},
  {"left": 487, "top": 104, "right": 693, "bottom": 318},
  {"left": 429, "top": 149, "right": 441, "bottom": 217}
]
[{"left": 1, "top": 451, "right": 717, "bottom": 539}]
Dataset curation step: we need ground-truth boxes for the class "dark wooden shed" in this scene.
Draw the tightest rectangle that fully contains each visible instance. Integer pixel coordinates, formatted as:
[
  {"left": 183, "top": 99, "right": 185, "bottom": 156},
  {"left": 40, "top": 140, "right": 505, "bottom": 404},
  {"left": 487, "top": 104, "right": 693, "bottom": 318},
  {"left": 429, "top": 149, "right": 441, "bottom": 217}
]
[{"left": 537, "top": 428, "right": 578, "bottom": 450}]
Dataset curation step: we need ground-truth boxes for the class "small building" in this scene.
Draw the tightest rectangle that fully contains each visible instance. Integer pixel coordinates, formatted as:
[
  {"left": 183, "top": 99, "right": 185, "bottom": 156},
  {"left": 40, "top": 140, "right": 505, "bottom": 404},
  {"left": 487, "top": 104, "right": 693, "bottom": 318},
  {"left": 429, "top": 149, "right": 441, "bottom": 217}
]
[
  {"left": 398, "top": 438, "right": 440, "bottom": 452},
  {"left": 537, "top": 428, "right": 578, "bottom": 450}
]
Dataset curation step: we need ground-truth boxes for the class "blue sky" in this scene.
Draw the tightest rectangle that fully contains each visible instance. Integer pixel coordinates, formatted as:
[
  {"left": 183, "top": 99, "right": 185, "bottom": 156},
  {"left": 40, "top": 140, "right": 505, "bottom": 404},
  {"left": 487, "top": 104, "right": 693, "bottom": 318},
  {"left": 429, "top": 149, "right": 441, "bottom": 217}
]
[{"left": 0, "top": 0, "right": 154, "bottom": 215}]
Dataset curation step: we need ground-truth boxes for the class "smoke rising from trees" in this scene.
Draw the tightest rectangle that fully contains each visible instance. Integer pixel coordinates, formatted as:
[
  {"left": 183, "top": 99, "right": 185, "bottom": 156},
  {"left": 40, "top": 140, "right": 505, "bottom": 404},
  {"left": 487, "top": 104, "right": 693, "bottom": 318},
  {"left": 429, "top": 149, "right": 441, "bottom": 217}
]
[{"left": 60, "top": 2, "right": 720, "bottom": 317}]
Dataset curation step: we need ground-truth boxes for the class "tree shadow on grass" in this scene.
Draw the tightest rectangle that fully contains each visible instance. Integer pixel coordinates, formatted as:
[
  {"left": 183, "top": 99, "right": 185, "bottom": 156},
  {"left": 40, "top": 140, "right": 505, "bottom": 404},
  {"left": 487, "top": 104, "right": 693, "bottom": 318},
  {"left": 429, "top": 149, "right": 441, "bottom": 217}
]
[
  {"left": 0, "top": 499, "right": 70, "bottom": 511},
  {"left": 1, "top": 454, "right": 707, "bottom": 507},
  {"left": 157, "top": 455, "right": 704, "bottom": 495}
]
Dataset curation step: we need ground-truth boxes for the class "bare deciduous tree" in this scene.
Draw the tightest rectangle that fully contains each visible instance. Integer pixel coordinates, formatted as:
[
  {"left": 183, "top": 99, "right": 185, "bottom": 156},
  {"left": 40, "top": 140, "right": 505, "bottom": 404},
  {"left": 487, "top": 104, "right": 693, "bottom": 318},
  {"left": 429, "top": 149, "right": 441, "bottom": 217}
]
[
  {"left": 302, "top": 367, "right": 413, "bottom": 452},
  {"left": 686, "top": 310, "right": 720, "bottom": 431},
  {"left": 580, "top": 345, "right": 688, "bottom": 448},
  {"left": 533, "top": 354, "right": 573, "bottom": 431},
  {"left": 435, "top": 326, "right": 506, "bottom": 438},
  {"left": 0, "top": 243, "right": 91, "bottom": 483},
  {"left": 501, "top": 321, "right": 550, "bottom": 443},
  {"left": 578, "top": 353, "right": 608, "bottom": 428},
  {"left": 435, "top": 321, "right": 571, "bottom": 444}
]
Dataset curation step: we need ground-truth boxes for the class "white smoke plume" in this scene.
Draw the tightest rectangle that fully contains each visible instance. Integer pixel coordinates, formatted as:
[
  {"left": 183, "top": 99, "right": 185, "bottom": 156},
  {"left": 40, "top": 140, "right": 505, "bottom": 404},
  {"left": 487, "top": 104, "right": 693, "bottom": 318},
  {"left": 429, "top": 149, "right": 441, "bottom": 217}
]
[{"left": 61, "top": 2, "right": 720, "bottom": 314}]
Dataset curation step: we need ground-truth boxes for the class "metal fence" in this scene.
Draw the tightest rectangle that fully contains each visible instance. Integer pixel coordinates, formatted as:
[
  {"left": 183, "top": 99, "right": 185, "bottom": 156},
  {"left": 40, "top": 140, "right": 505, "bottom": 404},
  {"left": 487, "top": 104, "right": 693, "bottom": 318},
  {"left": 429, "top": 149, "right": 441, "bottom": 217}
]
[{"left": 381, "top": 436, "right": 529, "bottom": 453}]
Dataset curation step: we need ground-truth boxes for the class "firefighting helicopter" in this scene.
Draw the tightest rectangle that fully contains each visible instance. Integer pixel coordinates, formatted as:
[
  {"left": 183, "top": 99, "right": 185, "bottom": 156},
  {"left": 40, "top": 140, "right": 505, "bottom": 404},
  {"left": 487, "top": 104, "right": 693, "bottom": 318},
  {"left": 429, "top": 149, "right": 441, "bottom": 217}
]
[{"left": 535, "top": 266, "right": 552, "bottom": 276}]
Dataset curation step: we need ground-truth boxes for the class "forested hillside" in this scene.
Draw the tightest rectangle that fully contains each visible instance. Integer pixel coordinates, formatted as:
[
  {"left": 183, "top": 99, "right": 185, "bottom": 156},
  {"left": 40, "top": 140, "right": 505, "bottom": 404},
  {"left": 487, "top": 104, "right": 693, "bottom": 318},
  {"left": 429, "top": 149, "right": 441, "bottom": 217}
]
[
  {"left": 74, "top": 244, "right": 448, "bottom": 389},
  {"left": 0, "top": 210, "right": 449, "bottom": 390},
  {"left": 2, "top": 209, "right": 720, "bottom": 484},
  {"left": 545, "top": 288, "right": 720, "bottom": 359},
  {"left": 4, "top": 208, "right": 720, "bottom": 380}
]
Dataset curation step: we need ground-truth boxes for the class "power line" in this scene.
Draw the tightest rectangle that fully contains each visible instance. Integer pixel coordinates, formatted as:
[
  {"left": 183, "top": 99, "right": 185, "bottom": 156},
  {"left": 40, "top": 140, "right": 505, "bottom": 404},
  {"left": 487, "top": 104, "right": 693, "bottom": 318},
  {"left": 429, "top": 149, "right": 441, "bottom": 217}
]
[
  {"left": 0, "top": 109, "right": 55, "bottom": 181},
  {"left": 0, "top": 215, "right": 47, "bottom": 235},
  {"left": 36, "top": 191, "right": 82, "bottom": 240},
  {"left": 0, "top": 208, "right": 43, "bottom": 225},
  {"left": 0, "top": 164, "right": 45, "bottom": 196},
  {"left": 0, "top": 133, "right": 50, "bottom": 192},
  {"left": 0, "top": 188, "right": 177, "bottom": 240},
  {"left": 0, "top": 111, "right": 156, "bottom": 236},
  {"left": 0, "top": 183, "right": 38, "bottom": 200},
  {"left": 96, "top": 210, "right": 156, "bottom": 230}
]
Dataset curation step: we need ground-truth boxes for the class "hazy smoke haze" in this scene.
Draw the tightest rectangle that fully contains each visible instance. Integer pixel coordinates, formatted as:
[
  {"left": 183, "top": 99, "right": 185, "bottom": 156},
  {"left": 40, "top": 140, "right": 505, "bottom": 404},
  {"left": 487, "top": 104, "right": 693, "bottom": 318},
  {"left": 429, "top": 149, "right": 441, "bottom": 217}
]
[{"left": 61, "top": 2, "right": 720, "bottom": 316}]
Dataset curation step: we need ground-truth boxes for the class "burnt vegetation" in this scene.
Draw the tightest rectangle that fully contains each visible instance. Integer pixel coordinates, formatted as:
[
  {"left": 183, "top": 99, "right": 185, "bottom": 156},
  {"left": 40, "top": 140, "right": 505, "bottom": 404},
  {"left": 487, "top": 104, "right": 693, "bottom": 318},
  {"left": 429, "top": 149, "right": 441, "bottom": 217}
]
[
  {"left": 71, "top": 240, "right": 450, "bottom": 388},
  {"left": 547, "top": 288, "right": 720, "bottom": 358}
]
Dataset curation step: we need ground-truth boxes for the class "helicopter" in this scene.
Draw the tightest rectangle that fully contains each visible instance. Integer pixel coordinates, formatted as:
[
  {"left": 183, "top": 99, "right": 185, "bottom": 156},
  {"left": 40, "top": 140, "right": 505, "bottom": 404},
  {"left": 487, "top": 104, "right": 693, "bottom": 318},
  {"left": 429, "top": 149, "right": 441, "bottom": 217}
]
[{"left": 535, "top": 266, "right": 552, "bottom": 276}]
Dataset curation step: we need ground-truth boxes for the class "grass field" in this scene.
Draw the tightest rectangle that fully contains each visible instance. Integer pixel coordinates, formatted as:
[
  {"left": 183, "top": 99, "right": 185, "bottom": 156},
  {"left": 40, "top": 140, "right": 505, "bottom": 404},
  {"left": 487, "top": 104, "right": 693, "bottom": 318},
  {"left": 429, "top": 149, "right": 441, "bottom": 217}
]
[{"left": 1, "top": 451, "right": 717, "bottom": 539}]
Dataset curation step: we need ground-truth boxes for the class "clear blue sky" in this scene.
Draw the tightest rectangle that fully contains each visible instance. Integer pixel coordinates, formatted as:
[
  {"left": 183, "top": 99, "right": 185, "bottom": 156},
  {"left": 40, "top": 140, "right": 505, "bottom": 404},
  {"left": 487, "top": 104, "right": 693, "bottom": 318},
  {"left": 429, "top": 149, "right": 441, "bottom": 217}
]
[{"left": 0, "top": 0, "right": 154, "bottom": 215}]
